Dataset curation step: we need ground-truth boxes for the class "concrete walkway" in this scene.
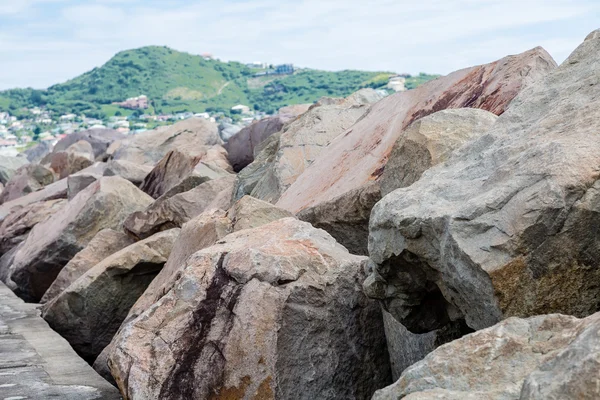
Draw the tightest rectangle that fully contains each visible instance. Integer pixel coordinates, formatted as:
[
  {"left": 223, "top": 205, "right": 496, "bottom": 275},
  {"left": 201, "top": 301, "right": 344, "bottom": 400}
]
[{"left": 0, "top": 282, "right": 121, "bottom": 400}]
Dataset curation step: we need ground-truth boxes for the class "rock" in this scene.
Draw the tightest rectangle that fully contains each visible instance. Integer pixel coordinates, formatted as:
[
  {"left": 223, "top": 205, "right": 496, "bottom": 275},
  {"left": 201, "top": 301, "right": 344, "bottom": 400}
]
[
  {"left": 372, "top": 312, "right": 600, "bottom": 400},
  {"left": 298, "top": 182, "right": 381, "bottom": 256},
  {"left": 22, "top": 140, "right": 52, "bottom": 163},
  {"left": 104, "top": 159, "right": 153, "bottom": 186},
  {"left": 0, "top": 281, "right": 121, "bottom": 400},
  {"left": 225, "top": 115, "right": 291, "bottom": 172},
  {"left": 277, "top": 47, "right": 557, "bottom": 214},
  {"left": 380, "top": 108, "right": 498, "bottom": 196},
  {"left": 0, "top": 164, "right": 55, "bottom": 204},
  {"left": 52, "top": 128, "right": 126, "bottom": 160},
  {"left": 67, "top": 173, "right": 101, "bottom": 200},
  {"left": 48, "top": 141, "right": 96, "bottom": 179},
  {"left": 0, "top": 199, "right": 66, "bottom": 256},
  {"left": 278, "top": 103, "right": 311, "bottom": 116},
  {"left": 219, "top": 122, "right": 242, "bottom": 141},
  {"left": 0, "top": 179, "right": 68, "bottom": 222},
  {"left": 42, "top": 229, "right": 180, "bottom": 362},
  {"left": 41, "top": 229, "right": 135, "bottom": 303},
  {"left": 5, "top": 176, "right": 153, "bottom": 302},
  {"left": 139, "top": 150, "right": 202, "bottom": 199},
  {"left": 232, "top": 132, "right": 281, "bottom": 201},
  {"left": 244, "top": 88, "right": 382, "bottom": 204},
  {"left": 365, "top": 33, "right": 600, "bottom": 341},
  {"left": 0, "top": 155, "right": 29, "bottom": 184},
  {"left": 124, "top": 175, "right": 235, "bottom": 240},
  {"left": 107, "top": 218, "right": 390, "bottom": 400},
  {"left": 112, "top": 118, "right": 222, "bottom": 165}
]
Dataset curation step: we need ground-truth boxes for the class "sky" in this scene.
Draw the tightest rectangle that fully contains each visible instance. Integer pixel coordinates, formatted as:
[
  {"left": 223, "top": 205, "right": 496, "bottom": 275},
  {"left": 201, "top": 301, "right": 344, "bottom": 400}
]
[{"left": 0, "top": 0, "right": 598, "bottom": 90}]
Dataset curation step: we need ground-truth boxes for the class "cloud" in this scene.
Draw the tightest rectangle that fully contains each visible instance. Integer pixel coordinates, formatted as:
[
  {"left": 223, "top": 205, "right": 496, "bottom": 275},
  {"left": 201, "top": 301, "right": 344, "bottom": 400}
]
[{"left": 0, "top": 0, "right": 598, "bottom": 89}]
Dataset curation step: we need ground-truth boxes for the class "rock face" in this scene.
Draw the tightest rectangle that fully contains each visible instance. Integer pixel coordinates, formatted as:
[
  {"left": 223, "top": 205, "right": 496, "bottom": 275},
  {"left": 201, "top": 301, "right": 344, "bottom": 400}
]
[
  {"left": 241, "top": 89, "right": 383, "bottom": 204},
  {"left": 277, "top": 47, "right": 557, "bottom": 214},
  {"left": 108, "top": 218, "right": 390, "bottom": 400},
  {"left": 372, "top": 312, "right": 600, "bottom": 400},
  {"left": 42, "top": 229, "right": 180, "bottom": 362},
  {"left": 0, "top": 164, "right": 55, "bottom": 204},
  {"left": 0, "top": 155, "right": 29, "bottom": 184},
  {"left": 379, "top": 108, "right": 498, "bottom": 196},
  {"left": 104, "top": 159, "right": 153, "bottom": 186},
  {"left": 298, "top": 182, "right": 381, "bottom": 256},
  {"left": 139, "top": 150, "right": 202, "bottom": 198},
  {"left": 52, "top": 128, "right": 125, "bottom": 160},
  {"left": 112, "top": 118, "right": 222, "bottom": 165},
  {"left": 49, "top": 141, "right": 96, "bottom": 180},
  {"left": 22, "top": 140, "right": 52, "bottom": 163},
  {"left": 0, "top": 199, "right": 66, "bottom": 256},
  {"left": 225, "top": 115, "right": 291, "bottom": 172},
  {"left": 67, "top": 172, "right": 102, "bottom": 200},
  {"left": 4, "top": 176, "right": 153, "bottom": 302},
  {"left": 365, "top": 33, "right": 600, "bottom": 343},
  {"left": 41, "top": 229, "right": 135, "bottom": 303},
  {"left": 124, "top": 175, "right": 235, "bottom": 240}
]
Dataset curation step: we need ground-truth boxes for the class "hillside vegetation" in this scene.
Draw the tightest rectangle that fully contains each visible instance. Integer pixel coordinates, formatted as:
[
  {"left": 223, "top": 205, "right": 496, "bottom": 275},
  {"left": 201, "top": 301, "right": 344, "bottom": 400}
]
[{"left": 0, "top": 46, "right": 440, "bottom": 118}]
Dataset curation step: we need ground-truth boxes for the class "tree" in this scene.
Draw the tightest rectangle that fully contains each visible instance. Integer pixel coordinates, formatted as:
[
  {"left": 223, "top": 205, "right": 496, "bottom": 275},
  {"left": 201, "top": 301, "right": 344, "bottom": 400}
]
[{"left": 33, "top": 125, "right": 42, "bottom": 142}]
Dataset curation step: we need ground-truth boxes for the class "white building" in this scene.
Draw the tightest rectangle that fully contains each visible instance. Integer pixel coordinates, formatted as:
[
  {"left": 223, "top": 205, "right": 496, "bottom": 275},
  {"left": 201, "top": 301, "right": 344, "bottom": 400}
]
[{"left": 231, "top": 104, "right": 251, "bottom": 115}]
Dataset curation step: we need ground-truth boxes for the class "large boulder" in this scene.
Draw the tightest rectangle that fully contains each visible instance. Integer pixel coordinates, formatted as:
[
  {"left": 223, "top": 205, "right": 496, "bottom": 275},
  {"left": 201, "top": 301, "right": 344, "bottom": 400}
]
[
  {"left": 104, "top": 159, "right": 153, "bottom": 186},
  {"left": 372, "top": 312, "right": 600, "bottom": 400},
  {"left": 112, "top": 118, "right": 222, "bottom": 165},
  {"left": 4, "top": 176, "right": 153, "bottom": 302},
  {"left": 277, "top": 47, "right": 557, "bottom": 214},
  {"left": 124, "top": 175, "right": 235, "bottom": 240},
  {"left": 0, "top": 199, "right": 66, "bottom": 256},
  {"left": 0, "top": 155, "right": 29, "bottom": 184},
  {"left": 22, "top": 140, "right": 52, "bottom": 163},
  {"left": 52, "top": 128, "right": 126, "bottom": 160},
  {"left": 0, "top": 179, "right": 68, "bottom": 222},
  {"left": 48, "top": 140, "right": 95, "bottom": 179},
  {"left": 225, "top": 115, "right": 291, "bottom": 172},
  {"left": 107, "top": 218, "right": 390, "bottom": 400},
  {"left": 0, "top": 164, "right": 55, "bottom": 204},
  {"left": 379, "top": 108, "right": 498, "bottom": 196},
  {"left": 139, "top": 150, "right": 202, "bottom": 199},
  {"left": 41, "top": 229, "right": 135, "bottom": 303},
  {"left": 42, "top": 229, "right": 180, "bottom": 362},
  {"left": 239, "top": 89, "right": 383, "bottom": 204},
  {"left": 365, "top": 32, "right": 600, "bottom": 345}
]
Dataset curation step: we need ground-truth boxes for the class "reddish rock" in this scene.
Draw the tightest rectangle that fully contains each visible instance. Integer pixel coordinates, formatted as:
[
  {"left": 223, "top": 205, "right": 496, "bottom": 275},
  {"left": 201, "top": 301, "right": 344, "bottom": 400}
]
[
  {"left": 0, "top": 164, "right": 55, "bottom": 204},
  {"left": 277, "top": 47, "right": 557, "bottom": 213}
]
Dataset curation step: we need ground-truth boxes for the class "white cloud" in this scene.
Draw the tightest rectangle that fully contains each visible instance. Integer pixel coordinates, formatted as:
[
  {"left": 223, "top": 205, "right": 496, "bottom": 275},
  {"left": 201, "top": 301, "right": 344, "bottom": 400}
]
[{"left": 0, "top": 0, "right": 598, "bottom": 89}]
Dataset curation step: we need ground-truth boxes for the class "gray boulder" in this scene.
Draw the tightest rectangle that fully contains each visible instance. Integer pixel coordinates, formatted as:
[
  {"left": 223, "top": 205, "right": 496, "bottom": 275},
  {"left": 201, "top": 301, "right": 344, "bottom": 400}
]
[
  {"left": 0, "top": 155, "right": 29, "bottom": 184},
  {"left": 0, "top": 164, "right": 55, "bottom": 204},
  {"left": 52, "top": 128, "right": 125, "bottom": 160}
]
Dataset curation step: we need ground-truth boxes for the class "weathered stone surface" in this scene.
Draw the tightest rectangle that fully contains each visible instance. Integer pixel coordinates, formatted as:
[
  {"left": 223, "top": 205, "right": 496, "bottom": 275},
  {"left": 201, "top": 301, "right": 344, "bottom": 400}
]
[
  {"left": 124, "top": 175, "right": 235, "bottom": 240},
  {"left": 139, "top": 150, "right": 202, "bottom": 198},
  {"left": 104, "top": 159, "right": 153, "bottom": 185},
  {"left": 278, "top": 103, "right": 311, "bottom": 116},
  {"left": 53, "top": 128, "right": 125, "bottom": 160},
  {"left": 0, "top": 155, "right": 29, "bottom": 184},
  {"left": 67, "top": 173, "right": 101, "bottom": 200},
  {"left": 0, "top": 281, "right": 121, "bottom": 400},
  {"left": 49, "top": 141, "right": 96, "bottom": 180},
  {"left": 365, "top": 34, "right": 600, "bottom": 340},
  {"left": 0, "top": 179, "right": 68, "bottom": 221},
  {"left": 0, "top": 198, "right": 66, "bottom": 256},
  {"left": 245, "top": 88, "right": 383, "bottom": 204},
  {"left": 0, "top": 163, "right": 55, "bottom": 204},
  {"left": 372, "top": 312, "right": 600, "bottom": 400},
  {"left": 23, "top": 140, "right": 52, "bottom": 163},
  {"left": 298, "top": 182, "right": 381, "bottom": 256},
  {"left": 277, "top": 47, "right": 557, "bottom": 214},
  {"left": 43, "top": 229, "right": 180, "bottom": 362},
  {"left": 108, "top": 218, "right": 390, "bottom": 400},
  {"left": 42, "top": 229, "right": 135, "bottom": 303},
  {"left": 225, "top": 115, "right": 290, "bottom": 172},
  {"left": 380, "top": 108, "right": 498, "bottom": 196},
  {"left": 112, "top": 118, "right": 222, "bottom": 165},
  {"left": 5, "top": 176, "right": 153, "bottom": 302}
]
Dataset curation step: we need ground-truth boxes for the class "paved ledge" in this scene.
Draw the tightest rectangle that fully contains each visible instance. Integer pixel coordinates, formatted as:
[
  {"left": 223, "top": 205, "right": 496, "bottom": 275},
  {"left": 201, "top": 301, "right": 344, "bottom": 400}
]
[{"left": 0, "top": 282, "right": 121, "bottom": 400}]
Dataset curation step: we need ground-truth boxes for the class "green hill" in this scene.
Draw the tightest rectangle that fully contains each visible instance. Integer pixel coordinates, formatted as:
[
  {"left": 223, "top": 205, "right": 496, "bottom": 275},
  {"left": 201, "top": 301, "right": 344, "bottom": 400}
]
[{"left": 0, "top": 46, "right": 440, "bottom": 118}]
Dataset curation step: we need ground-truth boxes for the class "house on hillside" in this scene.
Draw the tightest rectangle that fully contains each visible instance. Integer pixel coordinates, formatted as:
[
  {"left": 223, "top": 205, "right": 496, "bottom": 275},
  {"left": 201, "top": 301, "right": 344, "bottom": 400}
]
[
  {"left": 275, "top": 64, "right": 294, "bottom": 75},
  {"left": 387, "top": 75, "right": 407, "bottom": 92},
  {"left": 115, "top": 95, "right": 148, "bottom": 110},
  {"left": 231, "top": 105, "right": 251, "bottom": 115},
  {"left": 202, "top": 53, "right": 214, "bottom": 61},
  {"left": 246, "top": 61, "right": 268, "bottom": 69}
]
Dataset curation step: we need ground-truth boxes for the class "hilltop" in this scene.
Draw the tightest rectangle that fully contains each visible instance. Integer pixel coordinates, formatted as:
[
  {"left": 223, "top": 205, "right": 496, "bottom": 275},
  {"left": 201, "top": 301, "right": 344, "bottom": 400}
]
[{"left": 0, "top": 46, "right": 439, "bottom": 119}]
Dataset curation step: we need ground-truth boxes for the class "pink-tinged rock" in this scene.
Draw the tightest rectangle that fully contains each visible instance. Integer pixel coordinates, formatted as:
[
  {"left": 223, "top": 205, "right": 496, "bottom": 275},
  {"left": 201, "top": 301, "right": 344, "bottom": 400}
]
[
  {"left": 0, "top": 164, "right": 55, "bottom": 204},
  {"left": 277, "top": 47, "right": 557, "bottom": 213},
  {"left": 4, "top": 176, "right": 153, "bottom": 302}
]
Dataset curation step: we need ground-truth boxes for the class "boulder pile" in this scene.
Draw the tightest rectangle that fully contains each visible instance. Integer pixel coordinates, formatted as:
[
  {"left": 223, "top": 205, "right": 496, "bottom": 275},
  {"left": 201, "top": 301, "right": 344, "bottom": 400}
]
[{"left": 0, "top": 31, "right": 599, "bottom": 400}]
